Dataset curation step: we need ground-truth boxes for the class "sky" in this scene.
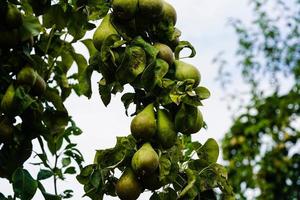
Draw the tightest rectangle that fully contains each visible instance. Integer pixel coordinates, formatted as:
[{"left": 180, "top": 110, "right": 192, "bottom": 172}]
[{"left": 1, "top": 0, "right": 254, "bottom": 199}]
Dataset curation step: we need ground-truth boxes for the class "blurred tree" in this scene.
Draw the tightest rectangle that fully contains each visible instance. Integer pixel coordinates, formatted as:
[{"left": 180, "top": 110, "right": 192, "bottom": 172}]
[{"left": 219, "top": 0, "right": 300, "bottom": 199}]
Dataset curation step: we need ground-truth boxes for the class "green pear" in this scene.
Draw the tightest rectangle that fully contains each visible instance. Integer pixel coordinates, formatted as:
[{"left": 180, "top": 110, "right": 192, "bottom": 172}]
[
  {"left": 116, "top": 168, "right": 142, "bottom": 200},
  {"left": 161, "top": 1, "right": 177, "bottom": 25},
  {"left": 138, "top": 0, "right": 164, "bottom": 19},
  {"left": 112, "top": 0, "right": 138, "bottom": 20},
  {"left": 5, "top": 3, "right": 22, "bottom": 29},
  {"left": 16, "top": 66, "right": 37, "bottom": 87},
  {"left": 130, "top": 104, "right": 156, "bottom": 141},
  {"left": 93, "top": 14, "right": 118, "bottom": 51},
  {"left": 31, "top": 74, "right": 46, "bottom": 96},
  {"left": 154, "top": 43, "right": 174, "bottom": 65},
  {"left": 174, "top": 60, "right": 201, "bottom": 87},
  {"left": 141, "top": 170, "right": 163, "bottom": 191},
  {"left": 156, "top": 109, "right": 177, "bottom": 149},
  {"left": 175, "top": 104, "right": 203, "bottom": 135},
  {"left": 116, "top": 46, "right": 146, "bottom": 84},
  {"left": 1, "top": 84, "right": 16, "bottom": 114},
  {"left": 131, "top": 143, "right": 159, "bottom": 175}
]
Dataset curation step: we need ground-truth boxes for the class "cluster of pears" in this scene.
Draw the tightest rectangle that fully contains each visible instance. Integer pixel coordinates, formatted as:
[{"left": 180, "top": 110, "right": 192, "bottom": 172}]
[
  {"left": 0, "top": 1, "right": 23, "bottom": 48},
  {"left": 115, "top": 103, "right": 203, "bottom": 199},
  {"left": 1, "top": 66, "right": 46, "bottom": 117},
  {"left": 91, "top": 0, "right": 205, "bottom": 199}
]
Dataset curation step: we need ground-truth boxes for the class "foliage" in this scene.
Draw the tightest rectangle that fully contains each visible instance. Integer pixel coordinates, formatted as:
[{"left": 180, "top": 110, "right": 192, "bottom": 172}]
[
  {"left": 0, "top": 0, "right": 234, "bottom": 199},
  {"left": 219, "top": 0, "right": 300, "bottom": 199}
]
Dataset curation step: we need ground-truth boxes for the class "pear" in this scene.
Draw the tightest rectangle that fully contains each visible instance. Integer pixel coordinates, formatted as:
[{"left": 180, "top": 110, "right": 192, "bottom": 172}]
[
  {"left": 141, "top": 170, "right": 163, "bottom": 191},
  {"left": 174, "top": 60, "right": 201, "bottom": 87},
  {"left": 31, "top": 74, "right": 47, "bottom": 96},
  {"left": 116, "top": 168, "right": 142, "bottom": 200},
  {"left": 93, "top": 14, "right": 118, "bottom": 51},
  {"left": 16, "top": 66, "right": 37, "bottom": 87},
  {"left": 5, "top": 3, "right": 22, "bottom": 29},
  {"left": 161, "top": 1, "right": 177, "bottom": 25},
  {"left": 1, "top": 84, "right": 16, "bottom": 114},
  {"left": 154, "top": 43, "right": 174, "bottom": 65},
  {"left": 130, "top": 104, "right": 156, "bottom": 141},
  {"left": 175, "top": 104, "right": 203, "bottom": 135},
  {"left": 112, "top": 0, "right": 138, "bottom": 20},
  {"left": 131, "top": 143, "right": 159, "bottom": 175},
  {"left": 138, "top": 0, "right": 164, "bottom": 19},
  {"left": 156, "top": 109, "right": 177, "bottom": 149},
  {"left": 116, "top": 46, "right": 146, "bottom": 84}
]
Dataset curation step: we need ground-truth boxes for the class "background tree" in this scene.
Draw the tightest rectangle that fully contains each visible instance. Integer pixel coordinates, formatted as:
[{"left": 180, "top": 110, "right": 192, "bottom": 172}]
[{"left": 219, "top": 0, "right": 300, "bottom": 199}]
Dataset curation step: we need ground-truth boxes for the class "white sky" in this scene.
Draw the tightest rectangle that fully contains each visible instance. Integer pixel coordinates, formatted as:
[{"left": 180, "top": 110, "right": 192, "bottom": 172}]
[{"left": 1, "top": 0, "right": 254, "bottom": 199}]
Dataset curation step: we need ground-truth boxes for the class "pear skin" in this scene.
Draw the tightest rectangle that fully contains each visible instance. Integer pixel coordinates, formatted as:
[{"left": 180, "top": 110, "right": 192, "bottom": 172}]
[
  {"left": 130, "top": 104, "right": 156, "bottom": 141},
  {"left": 131, "top": 143, "right": 159, "bottom": 175},
  {"left": 174, "top": 60, "right": 201, "bottom": 87},
  {"left": 112, "top": 0, "right": 138, "bottom": 20},
  {"left": 157, "top": 109, "right": 177, "bottom": 149},
  {"left": 175, "top": 104, "right": 203, "bottom": 135},
  {"left": 1, "top": 84, "right": 16, "bottom": 114},
  {"left": 116, "top": 168, "right": 142, "bottom": 200},
  {"left": 93, "top": 14, "right": 118, "bottom": 51},
  {"left": 17, "top": 66, "right": 37, "bottom": 87}
]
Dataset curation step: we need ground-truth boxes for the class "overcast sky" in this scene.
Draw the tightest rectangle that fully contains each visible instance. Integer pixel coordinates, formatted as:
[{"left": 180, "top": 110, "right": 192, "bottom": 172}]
[{"left": 1, "top": 0, "right": 254, "bottom": 199}]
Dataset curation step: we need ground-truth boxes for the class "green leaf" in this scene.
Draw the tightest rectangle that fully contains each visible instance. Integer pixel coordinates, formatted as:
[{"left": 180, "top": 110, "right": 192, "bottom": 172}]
[
  {"left": 81, "top": 39, "right": 98, "bottom": 57},
  {"left": 72, "top": 53, "right": 93, "bottom": 98},
  {"left": 159, "top": 155, "right": 172, "bottom": 182},
  {"left": 94, "top": 135, "right": 136, "bottom": 169},
  {"left": 179, "top": 169, "right": 198, "bottom": 199},
  {"left": 76, "top": 165, "right": 96, "bottom": 185},
  {"left": 197, "top": 138, "right": 219, "bottom": 164},
  {"left": 174, "top": 41, "right": 196, "bottom": 59},
  {"left": 12, "top": 168, "right": 38, "bottom": 200},
  {"left": 14, "top": 86, "right": 35, "bottom": 115},
  {"left": 64, "top": 167, "right": 76, "bottom": 174},
  {"left": 132, "top": 36, "right": 159, "bottom": 65},
  {"left": 37, "top": 169, "right": 53, "bottom": 181},
  {"left": 98, "top": 79, "right": 112, "bottom": 106},
  {"left": 141, "top": 59, "right": 169, "bottom": 91},
  {"left": 67, "top": 11, "right": 88, "bottom": 41},
  {"left": 194, "top": 86, "right": 211, "bottom": 100},
  {"left": 88, "top": 0, "right": 110, "bottom": 20},
  {"left": 43, "top": 5, "right": 67, "bottom": 30},
  {"left": 44, "top": 88, "right": 66, "bottom": 112},
  {"left": 19, "top": 15, "right": 42, "bottom": 41},
  {"left": 121, "top": 93, "right": 135, "bottom": 115}
]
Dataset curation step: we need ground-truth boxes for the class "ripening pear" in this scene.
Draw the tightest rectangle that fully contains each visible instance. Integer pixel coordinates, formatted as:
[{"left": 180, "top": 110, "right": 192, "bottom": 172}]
[
  {"left": 138, "top": 0, "right": 164, "bottom": 19},
  {"left": 112, "top": 0, "right": 138, "bottom": 20},
  {"left": 156, "top": 109, "right": 177, "bottom": 149},
  {"left": 31, "top": 74, "right": 46, "bottom": 96},
  {"left": 1, "top": 84, "right": 16, "bottom": 114},
  {"left": 16, "top": 66, "right": 37, "bottom": 87},
  {"left": 141, "top": 170, "right": 162, "bottom": 191},
  {"left": 116, "top": 168, "right": 142, "bottom": 200},
  {"left": 175, "top": 104, "right": 203, "bottom": 135},
  {"left": 131, "top": 143, "right": 159, "bottom": 175},
  {"left": 161, "top": 1, "right": 177, "bottom": 25},
  {"left": 93, "top": 14, "right": 118, "bottom": 51},
  {"left": 174, "top": 60, "right": 201, "bottom": 87},
  {"left": 130, "top": 104, "right": 156, "bottom": 141},
  {"left": 154, "top": 43, "right": 174, "bottom": 65}
]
